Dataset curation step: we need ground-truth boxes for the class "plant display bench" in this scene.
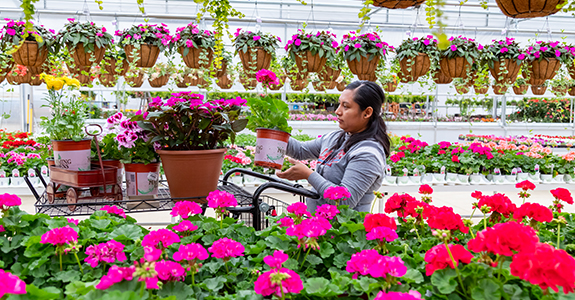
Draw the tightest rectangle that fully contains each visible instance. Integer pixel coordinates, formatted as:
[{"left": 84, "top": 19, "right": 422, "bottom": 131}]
[{"left": 27, "top": 168, "right": 319, "bottom": 230}]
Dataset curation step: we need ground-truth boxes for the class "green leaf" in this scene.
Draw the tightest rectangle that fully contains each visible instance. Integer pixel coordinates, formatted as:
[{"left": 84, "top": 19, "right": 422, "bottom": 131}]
[
  {"left": 306, "top": 254, "right": 323, "bottom": 265},
  {"left": 503, "top": 284, "right": 529, "bottom": 300},
  {"left": 340, "top": 222, "right": 365, "bottom": 233},
  {"left": 265, "top": 236, "right": 290, "bottom": 250},
  {"left": 203, "top": 277, "right": 227, "bottom": 292},
  {"left": 403, "top": 268, "right": 424, "bottom": 284},
  {"left": 108, "top": 224, "right": 143, "bottom": 241},
  {"left": 471, "top": 279, "right": 501, "bottom": 300},
  {"left": 53, "top": 270, "right": 82, "bottom": 283},
  {"left": 157, "top": 281, "right": 194, "bottom": 300},
  {"left": 431, "top": 268, "right": 458, "bottom": 294},
  {"left": 319, "top": 242, "right": 335, "bottom": 259},
  {"left": 304, "top": 277, "right": 343, "bottom": 297},
  {"left": 90, "top": 219, "right": 111, "bottom": 230},
  {"left": 7, "top": 284, "right": 60, "bottom": 300}
]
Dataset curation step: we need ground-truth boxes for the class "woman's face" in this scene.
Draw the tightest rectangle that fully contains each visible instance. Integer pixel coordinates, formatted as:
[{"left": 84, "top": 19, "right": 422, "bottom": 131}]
[{"left": 335, "top": 89, "right": 372, "bottom": 134}]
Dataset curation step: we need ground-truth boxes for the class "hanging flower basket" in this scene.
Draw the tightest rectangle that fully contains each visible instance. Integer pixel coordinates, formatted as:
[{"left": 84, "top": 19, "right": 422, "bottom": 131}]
[
  {"left": 347, "top": 54, "right": 380, "bottom": 80},
  {"left": 531, "top": 84, "right": 547, "bottom": 95},
  {"left": 433, "top": 71, "right": 453, "bottom": 84},
  {"left": 489, "top": 58, "right": 522, "bottom": 81},
  {"left": 99, "top": 74, "right": 116, "bottom": 87},
  {"left": 185, "top": 74, "right": 209, "bottom": 88},
  {"left": 551, "top": 86, "right": 568, "bottom": 96},
  {"left": 103, "top": 57, "right": 129, "bottom": 76},
  {"left": 384, "top": 82, "right": 398, "bottom": 93},
  {"left": 60, "top": 20, "right": 113, "bottom": 68},
  {"left": 13, "top": 41, "right": 49, "bottom": 67},
  {"left": 234, "top": 29, "right": 279, "bottom": 73},
  {"left": 240, "top": 76, "right": 258, "bottom": 90},
  {"left": 336, "top": 81, "right": 346, "bottom": 92},
  {"left": 569, "top": 86, "right": 575, "bottom": 96},
  {"left": 0, "top": 59, "right": 14, "bottom": 84},
  {"left": 455, "top": 85, "right": 470, "bottom": 94},
  {"left": 239, "top": 47, "right": 273, "bottom": 73},
  {"left": 357, "top": 71, "right": 378, "bottom": 82},
  {"left": 342, "top": 31, "right": 391, "bottom": 80},
  {"left": 474, "top": 85, "right": 489, "bottom": 94},
  {"left": 513, "top": 84, "right": 529, "bottom": 95},
  {"left": 69, "top": 43, "right": 106, "bottom": 68},
  {"left": 290, "top": 78, "right": 309, "bottom": 91},
  {"left": 148, "top": 74, "right": 170, "bottom": 88},
  {"left": 118, "top": 24, "right": 171, "bottom": 68},
  {"left": 69, "top": 65, "right": 93, "bottom": 85},
  {"left": 124, "top": 69, "right": 145, "bottom": 88},
  {"left": 7, "top": 65, "right": 32, "bottom": 85},
  {"left": 180, "top": 47, "right": 214, "bottom": 69},
  {"left": 528, "top": 58, "right": 561, "bottom": 81},
  {"left": 492, "top": 83, "right": 509, "bottom": 95},
  {"left": 216, "top": 75, "right": 234, "bottom": 90},
  {"left": 215, "top": 59, "right": 229, "bottom": 78},
  {"left": 3, "top": 20, "right": 55, "bottom": 67},
  {"left": 495, "top": 0, "right": 565, "bottom": 18},
  {"left": 312, "top": 81, "right": 328, "bottom": 92},
  {"left": 269, "top": 76, "right": 286, "bottom": 91},
  {"left": 440, "top": 57, "right": 471, "bottom": 79},
  {"left": 318, "top": 66, "right": 342, "bottom": 82},
  {"left": 29, "top": 73, "right": 43, "bottom": 86},
  {"left": 124, "top": 44, "right": 161, "bottom": 68},
  {"left": 371, "top": 0, "right": 425, "bottom": 9},
  {"left": 286, "top": 30, "right": 337, "bottom": 73},
  {"left": 399, "top": 53, "right": 431, "bottom": 82},
  {"left": 176, "top": 80, "right": 188, "bottom": 88},
  {"left": 294, "top": 51, "right": 328, "bottom": 73},
  {"left": 438, "top": 36, "right": 480, "bottom": 78}
]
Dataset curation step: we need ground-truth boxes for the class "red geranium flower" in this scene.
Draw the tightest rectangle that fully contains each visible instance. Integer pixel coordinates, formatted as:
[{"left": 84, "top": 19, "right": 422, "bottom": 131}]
[
  {"left": 471, "top": 191, "right": 482, "bottom": 200},
  {"left": 402, "top": 200, "right": 429, "bottom": 219},
  {"left": 451, "top": 155, "right": 459, "bottom": 163},
  {"left": 364, "top": 214, "right": 397, "bottom": 232},
  {"left": 551, "top": 188, "right": 573, "bottom": 205},
  {"left": 424, "top": 244, "right": 473, "bottom": 276},
  {"left": 514, "top": 202, "right": 553, "bottom": 223},
  {"left": 467, "top": 222, "right": 539, "bottom": 256},
  {"left": 425, "top": 206, "right": 469, "bottom": 234},
  {"left": 477, "top": 193, "right": 517, "bottom": 218},
  {"left": 510, "top": 242, "right": 575, "bottom": 294},
  {"left": 515, "top": 180, "right": 536, "bottom": 191},
  {"left": 384, "top": 193, "right": 416, "bottom": 215},
  {"left": 418, "top": 184, "right": 433, "bottom": 195}
]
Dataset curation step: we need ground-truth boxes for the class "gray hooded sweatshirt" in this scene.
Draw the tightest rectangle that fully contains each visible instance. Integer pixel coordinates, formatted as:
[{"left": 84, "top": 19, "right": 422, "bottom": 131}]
[{"left": 286, "top": 130, "right": 386, "bottom": 212}]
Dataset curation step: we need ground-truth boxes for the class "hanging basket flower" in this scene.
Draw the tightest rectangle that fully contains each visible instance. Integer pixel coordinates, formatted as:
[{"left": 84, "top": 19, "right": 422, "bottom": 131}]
[
  {"left": 523, "top": 41, "right": 567, "bottom": 81},
  {"left": 60, "top": 19, "right": 112, "bottom": 68},
  {"left": 341, "top": 31, "right": 392, "bottom": 81},
  {"left": 433, "top": 70, "right": 453, "bottom": 84},
  {"left": 396, "top": 36, "right": 439, "bottom": 82},
  {"left": 173, "top": 23, "right": 215, "bottom": 69},
  {"left": 318, "top": 66, "right": 342, "bottom": 82},
  {"left": 2, "top": 19, "right": 55, "bottom": 67},
  {"left": 474, "top": 85, "right": 489, "bottom": 94},
  {"left": 0, "top": 55, "right": 14, "bottom": 84},
  {"left": 269, "top": 75, "right": 287, "bottom": 90},
  {"left": 240, "top": 75, "right": 258, "bottom": 90},
  {"left": 384, "top": 81, "right": 398, "bottom": 92},
  {"left": 216, "top": 75, "right": 234, "bottom": 90},
  {"left": 453, "top": 79, "right": 470, "bottom": 94},
  {"left": 492, "top": 82, "right": 509, "bottom": 95},
  {"left": 289, "top": 75, "right": 309, "bottom": 91},
  {"left": 117, "top": 24, "right": 172, "bottom": 68},
  {"left": 531, "top": 83, "right": 547, "bottom": 95},
  {"left": 215, "top": 52, "right": 233, "bottom": 78},
  {"left": 103, "top": 47, "right": 130, "bottom": 77},
  {"left": 147, "top": 62, "right": 174, "bottom": 88},
  {"left": 336, "top": 81, "right": 347, "bottom": 91},
  {"left": 495, "top": 0, "right": 565, "bottom": 18},
  {"left": 234, "top": 29, "right": 279, "bottom": 73},
  {"left": 439, "top": 36, "right": 481, "bottom": 79},
  {"left": 68, "top": 64, "right": 95, "bottom": 85},
  {"left": 569, "top": 86, "right": 575, "bottom": 96},
  {"left": 486, "top": 38, "right": 525, "bottom": 82},
  {"left": 286, "top": 29, "right": 338, "bottom": 73},
  {"left": 185, "top": 70, "right": 209, "bottom": 88},
  {"left": 371, "top": 0, "right": 425, "bottom": 9},
  {"left": 124, "top": 68, "right": 146, "bottom": 88},
  {"left": 7, "top": 65, "right": 32, "bottom": 85}
]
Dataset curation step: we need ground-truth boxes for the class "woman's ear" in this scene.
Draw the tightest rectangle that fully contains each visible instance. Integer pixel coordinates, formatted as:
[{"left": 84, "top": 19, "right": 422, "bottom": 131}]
[{"left": 363, "top": 107, "right": 373, "bottom": 119}]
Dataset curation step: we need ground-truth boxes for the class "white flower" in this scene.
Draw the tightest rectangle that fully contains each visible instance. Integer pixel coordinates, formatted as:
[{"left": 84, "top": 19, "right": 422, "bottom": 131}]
[
  {"left": 335, "top": 75, "right": 344, "bottom": 83},
  {"left": 70, "top": 90, "right": 81, "bottom": 98}
]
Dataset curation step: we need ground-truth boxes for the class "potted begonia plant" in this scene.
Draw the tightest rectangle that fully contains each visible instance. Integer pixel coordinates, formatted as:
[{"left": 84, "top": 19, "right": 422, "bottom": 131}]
[
  {"left": 59, "top": 18, "right": 114, "bottom": 68},
  {"left": 38, "top": 75, "right": 92, "bottom": 171},
  {"left": 174, "top": 23, "right": 215, "bottom": 70},
  {"left": 247, "top": 69, "right": 292, "bottom": 169},
  {"left": 396, "top": 35, "right": 440, "bottom": 82},
  {"left": 523, "top": 41, "right": 567, "bottom": 82},
  {"left": 340, "top": 30, "right": 393, "bottom": 81},
  {"left": 285, "top": 28, "right": 338, "bottom": 73},
  {"left": 439, "top": 36, "right": 481, "bottom": 79},
  {"left": 137, "top": 92, "right": 247, "bottom": 201},
  {"left": 116, "top": 23, "right": 172, "bottom": 68},
  {"left": 1, "top": 19, "right": 56, "bottom": 67},
  {"left": 233, "top": 29, "right": 280, "bottom": 75}
]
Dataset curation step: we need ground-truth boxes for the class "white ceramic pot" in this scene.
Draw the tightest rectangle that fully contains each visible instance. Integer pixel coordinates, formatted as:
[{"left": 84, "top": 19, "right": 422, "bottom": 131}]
[
  {"left": 457, "top": 174, "right": 470, "bottom": 185},
  {"left": 397, "top": 176, "right": 410, "bottom": 185},
  {"left": 516, "top": 173, "right": 529, "bottom": 181},
  {"left": 469, "top": 174, "right": 486, "bottom": 185},
  {"left": 554, "top": 175, "right": 566, "bottom": 183},
  {"left": 0, "top": 178, "right": 9, "bottom": 187},
  {"left": 505, "top": 175, "right": 517, "bottom": 184},
  {"left": 9, "top": 177, "right": 24, "bottom": 187},
  {"left": 383, "top": 175, "right": 397, "bottom": 186},
  {"left": 528, "top": 173, "right": 541, "bottom": 183},
  {"left": 433, "top": 173, "right": 446, "bottom": 184},
  {"left": 422, "top": 173, "right": 434, "bottom": 184},
  {"left": 492, "top": 175, "right": 506, "bottom": 185},
  {"left": 409, "top": 176, "right": 421, "bottom": 185},
  {"left": 541, "top": 174, "right": 554, "bottom": 184},
  {"left": 445, "top": 173, "right": 459, "bottom": 185}
]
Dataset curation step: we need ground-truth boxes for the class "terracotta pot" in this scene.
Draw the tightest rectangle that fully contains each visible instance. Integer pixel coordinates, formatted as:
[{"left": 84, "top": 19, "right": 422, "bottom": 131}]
[
  {"left": 269, "top": 75, "right": 287, "bottom": 91},
  {"left": 157, "top": 149, "right": 226, "bottom": 202},
  {"left": 347, "top": 54, "right": 380, "bottom": 79},
  {"left": 69, "top": 65, "right": 92, "bottom": 85},
  {"left": 318, "top": 66, "right": 342, "bottom": 82},
  {"left": 474, "top": 85, "right": 489, "bottom": 94},
  {"left": 513, "top": 84, "right": 529, "bottom": 95},
  {"left": 489, "top": 58, "right": 521, "bottom": 82},
  {"left": 69, "top": 43, "right": 105, "bottom": 67},
  {"left": 384, "top": 82, "right": 398, "bottom": 92},
  {"left": 294, "top": 51, "right": 327, "bottom": 73},
  {"left": 455, "top": 85, "right": 470, "bottom": 94},
  {"left": 569, "top": 86, "right": 575, "bottom": 96},
  {"left": 528, "top": 58, "right": 561, "bottom": 81},
  {"left": 290, "top": 78, "right": 309, "bottom": 91},
  {"left": 372, "top": 0, "right": 425, "bottom": 8},
  {"left": 179, "top": 46, "right": 214, "bottom": 69},
  {"left": 552, "top": 86, "right": 567, "bottom": 96},
  {"left": 215, "top": 60, "right": 228, "bottom": 78},
  {"left": 399, "top": 53, "right": 431, "bottom": 82},
  {"left": 52, "top": 139, "right": 92, "bottom": 171},
  {"left": 103, "top": 57, "right": 129, "bottom": 76},
  {"left": 216, "top": 75, "right": 234, "bottom": 89},
  {"left": 531, "top": 84, "right": 547, "bottom": 95},
  {"left": 148, "top": 74, "right": 170, "bottom": 88},
  {"left": 495, "top": 0, "right": 564, "bottom": 18},
  {"left": 124, "top": 70, "right": 145, "bottom": 87},
  {"left": 336, "top": 81, "right": 346, "bottom": 92},
  {"left": 13, "top": 41, "right": 48, "bottom": 67},
  {"left": 439, "top": 57, "right": 471, "bottom": 78},
  {"left": 433, "top": 71, "right": 453, "bottom": 84},
  {"left": 99, "top": 74, "right": 117, "bottom": 87},
  {"left": 124, "top": 44, "right": 161, "bottom": 68},
  {"left": 185, "top": 75, "right": 209, "bottom": 88},
  {"left": 238, "top": 47, "right": 272, "bottom": 73},
  {"left": 492, "top": 83, "right": 509, "bottom": 95},
  {"left": 124, "top": 162, "right": 160, "bottom": 197},
  {"left": 255, "top": 129, "right": 290, "bottom": 170},
  {"left": 240, "top": 76, "right": 258, "bottom": 90}
]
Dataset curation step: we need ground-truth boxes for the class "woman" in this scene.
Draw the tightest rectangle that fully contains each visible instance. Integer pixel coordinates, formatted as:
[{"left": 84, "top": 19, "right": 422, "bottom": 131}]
[{"left": 277, "top": 80, "right": 391, "bottom": 212}]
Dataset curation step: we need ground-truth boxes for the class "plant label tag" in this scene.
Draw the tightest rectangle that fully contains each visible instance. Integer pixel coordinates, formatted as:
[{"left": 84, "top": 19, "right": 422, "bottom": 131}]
[
  {"left": 440, "top": 166, "right": 445, "bottom": 174},
  {"left": 385, "top": 165, "right": 392, "bottom": 176},
  {"left": 12, "top": 169, "right": 19, "bottom": 177},
  {"left": 535, "top": 164, "right": 540, "bottom": 172},
  {"left": 516, "top": 167, "right": 522, "bottom": 174},
  {"left": 402, "top": 168, "right": 408, "bottom": 177},
  {"left": 28, "top": 169, "right": 36, "bottom": 177},
  {"left": 41, "top": 166, "right": 48, "bottom": 176},
  {"left": 511, "top": 168, "right": 517, "bottom": 175},
  {"left": 413, "top": 168, "right": 419, "bottom": 177},
  {"left": 494, "top": 168, "right": 501, "bottom": 175},
  {"left": 0, "top": 170, "right": 5, "bottom": 178}
]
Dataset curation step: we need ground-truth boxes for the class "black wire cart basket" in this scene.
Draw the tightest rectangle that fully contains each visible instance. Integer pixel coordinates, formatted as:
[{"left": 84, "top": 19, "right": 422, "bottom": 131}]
[{"left": 27, "top": 167, "right": 320, "bottom": 231}]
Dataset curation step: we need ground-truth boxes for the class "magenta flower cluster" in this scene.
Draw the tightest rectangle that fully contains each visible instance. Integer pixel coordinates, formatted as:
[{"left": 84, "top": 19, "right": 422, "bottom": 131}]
[
  {"left": 346, "top": 249, "right": 407, "bottom": 279},
  {"left": 254, "top": 250, "right": 303, "bottom": 297},
  {"left": 40, "top": 226, "right": 78, "bottom": 246},
  {"left": 100, "top": 205, "right": 126, "bottom": 218},
  {"left": 0, "top": 193, "right": 21, "bottom": 210},
  {"left": 323, "top": 186, "right": 351, "bottom": 202},
  {"left": 170, "top": 201, "right": 202, "bottom": 219},
  {"left": 208, "top": 238, "right": 245, "bottom": 262},
  {"left": 85, "top": 240, "right": 127, "bottom": 267}
]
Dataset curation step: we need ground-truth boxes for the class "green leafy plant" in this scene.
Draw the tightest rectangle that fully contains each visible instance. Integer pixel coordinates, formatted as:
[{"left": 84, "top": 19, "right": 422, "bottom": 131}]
[
  {"left": 440, "top": 36, "right": 481, "bottom": 63},
  {"left": 1, "top": 18, "right": 56, "bottom": 54},
  {"left": 246, "top": 96, "right": 292, "bottom": 133},
  {"left": 233, "top": 29, "right": 280, "bottom": 58},
  {"left": 58, "top": 18, "right": 114, "bottom": 53},
  {"left": 116, "top": 23, "right": 173, "bottom": 52},
  {"left": 285, "top": 28, "right": 338, "bottom": 65},
  {"left": 173, "top": 23, "right": 216, "bottom": 57},
  {"left": 340, "top": 30, "right": 393, "bottom": 63}
]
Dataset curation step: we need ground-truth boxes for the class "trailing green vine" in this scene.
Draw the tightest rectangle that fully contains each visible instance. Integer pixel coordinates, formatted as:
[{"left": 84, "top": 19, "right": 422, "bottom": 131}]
[
  {"left": 424, "top": 0, "right": 448, "bottom": 50},
  {"left": 20, "top": 0, "right": 40, "bottom": 33},
  {"left": 358, "top": 0, "right": 373, "bottom": 33}
]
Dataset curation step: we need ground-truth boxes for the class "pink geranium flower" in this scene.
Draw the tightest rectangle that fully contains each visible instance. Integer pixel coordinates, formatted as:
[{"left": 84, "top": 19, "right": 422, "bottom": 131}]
[
  {"left": 207, "top": 190, "right": 238, "bottom": 210},
  {"left": 173, "top": 243, "right": 209, "bottom": 262},
  {"left": 255, "top": 69, "right": 279, "bottom": 86},
  {"left": 96, "top": 265, "right": 136, "bottom": 290},
  {"left": 85, "top": 240, "right": 127, "bottom": 267},
  {"left": 287, "top": 202, "right": 311, "bottom": 220},
  {"left": 323, "top": 186, "right": 351, "bottom": 205},
  {"left": 171, "top": 201, "right": 202, "bottom": 219},
  {"left": 277, "top": 216, "right": 294, "bottom": 227},
  {"left": 155, "top": 260, "right": 186, "bottom": 281},
  {"left": 254, "top": 268, "right": 303, "bottom": 297},
  {"left": 366, "top": 226, "right": 399, "bottom": 243},
  {"left": 208, "top": 238, "right": 245, "bottom": 262},
  {"left": 100, "top": 205, "right": 126, "bottom": 218},
  {"left": 264, "top": 250, "right": 289, "bottom": 269},
  {"left": 41, "top": 226, "right": 78, "bottom": 246},
  {"left": 315, "top": 204, "right": 340, "bottom": 220},
  {"left": 0, "top": 270, "right": 26, "bottom": 297},
  {"left": 172, "top": 220, "right": 198, "bottom": 234},
  {"left": 0, "top": 193, "right": 21, "bottom": 210}
]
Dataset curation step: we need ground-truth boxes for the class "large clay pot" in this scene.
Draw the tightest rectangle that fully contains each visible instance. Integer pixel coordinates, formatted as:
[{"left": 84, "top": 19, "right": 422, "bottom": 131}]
[
  {"left": 13, "top": 41, "right": 48, "bottom": 67},
  {"left": 474, "top": 85, "right": 489, "bottom": 94},
  {"left": 495, "top": 0, "right": 565, "bottom": 18},
  {"left": 148, "top": 74, "right": 170, "bottom": 88},
  {"left": 157, "top": 149, "right": 226, "bottom": 202},
  {"left": 269, "top": 75, "right": 287, "bottom": 91},
  {"left": 347, "top": 54, "right": 380, "bottom": 80},
  {"left": 399, "top": 53, "right": 431, "bottom": 82},
  {"left": 294, "top": 51, "right": 327, "bottom": 73},
  {"left": 489, "top": 58, "right": 521, "bottom": 81},
  {"left": 216, "top": 75, "right": 234, "bottom": 90},
  {"left": 238, "top": 47, "right": 272, "bottom": 73},
  {"left": 124, "top": 70, "right": 145, "bottom": 87},
  {"left": 492, "top": 83, "right": 509, "bottom": 95},
  {"left": 254, "top": 129, "right": 290, "bottom": 170},
  {"left": 124, "top": 162, "right": 160, "bottom": 198},
  {"left": 528, "top": 58, "right": 561, "bottom": 81},
  {"left": 179, "top": 47, "right": 214, "bottom": 69},
  {"left": 531, "top": 84, "right": 547, "bottom": 95},
  {"left": 52, "top": 139, "right": 92, "bottom": 171},
  {"left": 318, "top": 66, "right": 342, "bottom": 82},
  {"left": 439, "top": 57, "right": 470, "bottom": 78},
  {"left": 290, "top": 78, "right": 309, "bottom": 91},
  {"left": 384, "top": 82, "right": 398, "bottom": 93},
  {"left": 513, "top": 84, "right": 529, "bottom": 95},
  {"left": 103, "top": 57, "right": 129, "bottom": 76},
  {"left": 69, "top": 43, "right": 105, "bottom": 67},
  {"left": 372, "top": 0, "right": 425, "bottom": 8},
  {"left": 99, "top": 74, "right": 116, "bottom": 87},
  {"left": 240, "top": 76, "right": 258, "bottom": 90},
  {"left": 433, "top": 71, "right": 453, "bottom": 84},
  {"left": 124, "top": 44, "right": 161, "bottom": 68}
]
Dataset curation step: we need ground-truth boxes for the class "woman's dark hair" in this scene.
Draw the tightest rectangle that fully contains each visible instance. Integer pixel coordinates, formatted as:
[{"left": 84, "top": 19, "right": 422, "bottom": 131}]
[{"left": 323, "top": 80, "right": 391, "bottom": 164}]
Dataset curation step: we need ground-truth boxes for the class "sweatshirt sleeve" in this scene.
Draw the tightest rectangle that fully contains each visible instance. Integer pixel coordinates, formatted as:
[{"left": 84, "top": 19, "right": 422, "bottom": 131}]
[
  {"left": 286, "top": 136, "right": 324, "bottom": 160},
  {"left": 307, "top": 151, "right": 382, "bottom": 209}
]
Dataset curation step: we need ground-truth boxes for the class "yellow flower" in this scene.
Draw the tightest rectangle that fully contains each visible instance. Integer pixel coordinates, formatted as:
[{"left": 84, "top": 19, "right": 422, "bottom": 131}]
[
  {"left": 45, "top": 79, "right": 54, "bottom": 90},
  {"left": 69, "top": 78, "right": 81, "bottom": 88},
  {"left": 51, "top": 79, "right": 64, "bottom": 90}
]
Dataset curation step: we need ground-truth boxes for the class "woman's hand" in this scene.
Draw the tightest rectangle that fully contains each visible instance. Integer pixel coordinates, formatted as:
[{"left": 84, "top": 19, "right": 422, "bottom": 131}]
[{"left": 276, "top": 158, "right": 313, "bottom": 181}]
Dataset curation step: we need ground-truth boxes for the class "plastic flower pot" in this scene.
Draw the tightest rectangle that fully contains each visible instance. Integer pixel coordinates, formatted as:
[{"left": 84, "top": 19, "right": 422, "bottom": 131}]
[
  {"left": 124, "top": 162, "right": 160, "bottom": 198},
  {"left": 433, "top": 173, "right": 446, "bottom": 183},
  {"left": 383, "top": 175, "right": 397, "bottom": 186},
  {"left": 554, "top": 174, "right": 566, "bottom": 183},
  {"left": 409, "top": 175, "right": 421, "bottom": 185},
  {"left": 505, "top": 174, "right": 517, "bottom": 184},
  {"left": 541, "top": 174, "right": 554, "bottom": 184},
  {"left": 0, "top": 177, "right": 10, "bottom": 187},
  {"left": 254, "top": 128, "right": 290, "bottom": 170},
  {"left": 52, "top": 139, "right": 92, "bottom": 171},
  {"left": 528, "top": 172, "right": 541, "bottom": 183},
  {"left": 445, "top": 173, "right": 459, "bottom": 185},
  {"left": 469, "top": 174, "right": 485, "bottom": 185},
  {"left": 457, "top": 174, "right": 470, "bottom": 185},
  {"left": 516, "top": 173, "right": 529, "bottom": 181},
  {"left": 492, "top": 175, "right": 506, "bottom": 184},
  {"left": 10, "top": 177, "right": 24, "bottom": 187},
  {"left": 397, "top": 176, "right": 410, "bottom": 185}
]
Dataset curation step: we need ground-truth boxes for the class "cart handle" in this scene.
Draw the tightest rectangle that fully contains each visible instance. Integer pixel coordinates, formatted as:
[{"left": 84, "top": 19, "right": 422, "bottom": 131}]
[
  {"left": 223, "top": 168, "right": 304, "bottom": 189},
  {"left": 85, "top": 124, "right": 107, "bottom": 193}
]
